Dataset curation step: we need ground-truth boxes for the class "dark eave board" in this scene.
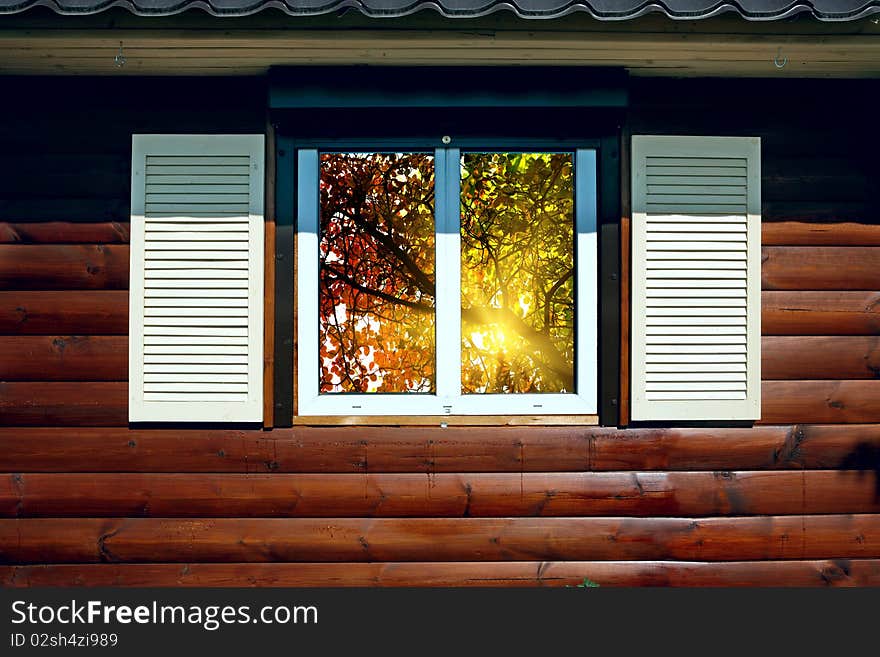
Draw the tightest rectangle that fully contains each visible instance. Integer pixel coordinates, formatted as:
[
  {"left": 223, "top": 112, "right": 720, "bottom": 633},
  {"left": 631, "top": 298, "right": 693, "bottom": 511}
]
[{"left": 0, "top": 0, "right": 878, "bottom": 21}]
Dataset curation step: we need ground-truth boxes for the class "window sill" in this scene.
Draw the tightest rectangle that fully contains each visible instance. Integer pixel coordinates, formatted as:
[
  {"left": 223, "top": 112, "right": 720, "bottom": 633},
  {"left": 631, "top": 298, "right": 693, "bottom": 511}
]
[{"left": 292, "top": 415, "right": 600, "bottom": 426}]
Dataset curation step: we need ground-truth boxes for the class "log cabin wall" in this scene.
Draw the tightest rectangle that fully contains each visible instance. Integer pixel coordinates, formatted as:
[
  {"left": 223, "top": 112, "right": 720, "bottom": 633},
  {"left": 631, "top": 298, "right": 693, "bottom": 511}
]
[{"left": 1, "top": 76, "right": 879, "bottom": 587}]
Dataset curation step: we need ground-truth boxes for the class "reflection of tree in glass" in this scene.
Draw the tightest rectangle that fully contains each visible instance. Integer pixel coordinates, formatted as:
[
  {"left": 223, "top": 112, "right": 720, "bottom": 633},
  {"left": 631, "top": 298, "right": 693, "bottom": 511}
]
[
  {"left": 460, "top": 153, "right": 574, "bottom": 394},
  {"left": 318, "top": 151, "right": 574, "bottom": 397},
  {"left": 319, "top": 153, "right": 436, "bottom": 393}
]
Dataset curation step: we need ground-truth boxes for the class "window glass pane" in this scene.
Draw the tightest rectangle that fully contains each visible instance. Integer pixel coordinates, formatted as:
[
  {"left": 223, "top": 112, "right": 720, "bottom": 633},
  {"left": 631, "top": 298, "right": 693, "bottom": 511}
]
[
  {"left": 460, "top": 152, "right": 575, "bottom": 394},
  {"left": 319, "top": 152, "right": 435, "bottom": 393}
]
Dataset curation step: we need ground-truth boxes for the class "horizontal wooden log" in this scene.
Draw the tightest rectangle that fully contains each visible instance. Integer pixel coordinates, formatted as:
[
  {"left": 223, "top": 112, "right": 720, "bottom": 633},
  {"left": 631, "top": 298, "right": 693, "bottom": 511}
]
[
  {"left": 0, "top": 291, "right": 128, "bottom": 335},
  {"left": 763, "top": 182, "right": 871, "bottom": 206},
  {"left": 593, "top": 424, "right": 880, "bottom": 471},
  {"left": 761, "top": 201, "right": 872, "bottom": 223},
  {"left": 3, "top": 515, "right": 880, "bottom": 563},
  {"left": 0, "top": 222, "right": 130, "bottom": 244},
  {"left": 0, "top": 425, "right": 878, "bottom": 473},
  {"left": 0, "top": 336, "right": 127, "bottom": 381},
  {"left": 763, "top": 337, "right": 880, "bottom": 380},
  {"left": 0, "top": 153, "right": 128, "bottom": 173},
  {"left": 761, "top": 167, "right": 872, "bottom": 204},
  {"left": 0, "top": 382, "right": 127, "bottom": 427},
  {"left": 0, "top": 199, "right": 129, "bottom": 223},
  {"left": 763, "top": 222, "right": 880, "bottom": 246},
  {"left": 3, "top": 559, "right": 879, "bottom": 587},
  {"left": 762, "top": 247, "right": 880, "bottom": 290},
  {"left": 760, "top": 381, "right": 880, "bottom": 424},
  {"left": 1, "top": 471, "right": 877, "bottom": 518},
  {"left": 0, "top": 166, "right": 128, "bottom": 201},
  {"left": 5, "top": 381, "right": 878, "bottom": 426},
  {"left": 762, "top": 291, "right": 880, "bottom": 335},
  {"left": 0, "top": 245, "right": 128, "bottom": 289}
]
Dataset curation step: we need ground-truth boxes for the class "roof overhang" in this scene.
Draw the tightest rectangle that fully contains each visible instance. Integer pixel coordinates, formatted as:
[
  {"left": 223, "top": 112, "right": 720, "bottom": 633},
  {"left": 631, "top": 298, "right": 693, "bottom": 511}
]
[
  {"left": 0, "top": 0, "right": 878, "bottom": 21},
  {"left": 1, "top": 11, "right": 878, "bottom": 77}
]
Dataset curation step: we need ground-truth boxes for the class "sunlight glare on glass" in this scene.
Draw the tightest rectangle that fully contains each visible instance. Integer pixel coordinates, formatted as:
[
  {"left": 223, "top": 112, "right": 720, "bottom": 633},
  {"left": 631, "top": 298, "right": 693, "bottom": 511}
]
[{"left": 460, "top": 152, "right": 575, "bottom": 395}]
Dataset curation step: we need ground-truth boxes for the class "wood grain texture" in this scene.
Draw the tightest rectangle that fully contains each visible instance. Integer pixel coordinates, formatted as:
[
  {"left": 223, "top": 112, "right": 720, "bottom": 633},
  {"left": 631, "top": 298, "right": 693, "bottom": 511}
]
[
  {"left": 762, "top": 291, "right": 880, "bottom": 335},
  {"left": 0, "top": 245, "right": 129, "bottom": 290},
  {"left": 6, "top": 382, "right": 880, "bottom": 426},
  {"left": 763, "top": 222, "right": 880, "bottom": 246},
  {"left": 0, "top": 222, "right": 130, "bottom": 244},
  {"left": 762, "top": 337, "right": 880, "bottom": 379},
  {"left": 0, "top": 382, "right": 127, "bottom": 426},
  {"left": 5, "top": 28, "right": 880, "bottom": 78},
  {"left": 3, "top": 515, "right": 880, "bottom": 563},
  {"left": 3, "top": 559, "right": 879, "bottom": 587},
  {"left": 0, "top": 425, "right": 877, "bottom": 473},
  {"left": 760, "top": 381, "right": 880, "bottom": 424},
  {"left": 761, "top": 247, "right": 880, "bottom": 290},
  {"left": 762, "top": 202, "right": 873, "bottom": 224},
  {"left": 263, "top": 124, "right": 276, "bottom": 428},
  {"left": 761, "top": 165, "right": 872, "bottom": 204},
  {"left": 0, "top": 336, "right": 127, "bottom": 381},
  {"left": 619, "top": 126, "right": 632, "bottom": 426},
  {"left": 0, "top": 471, "right": 877, "bottom": 518},
  {"left": 0, "top": 199, "right": 129, "bottom": 223},
  {"left": 0, "top": 291, "right": 128, "bottom": 335}
]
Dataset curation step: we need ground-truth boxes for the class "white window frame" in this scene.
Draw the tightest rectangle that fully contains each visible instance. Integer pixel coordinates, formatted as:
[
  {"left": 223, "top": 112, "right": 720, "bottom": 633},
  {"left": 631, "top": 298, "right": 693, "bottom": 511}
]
[{"left": 297, "top": 147, "right": 598, "bottom": 416}]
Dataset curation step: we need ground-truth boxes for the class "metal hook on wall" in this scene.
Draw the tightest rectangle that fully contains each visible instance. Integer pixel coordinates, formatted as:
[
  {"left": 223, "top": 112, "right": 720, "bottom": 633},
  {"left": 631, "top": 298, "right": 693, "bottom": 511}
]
[
  {"left": 773, "top": 47, "right": 787, "bottom": 69},
  {"left": 114, "top": 41, "right": 126, "bottom": 68}
]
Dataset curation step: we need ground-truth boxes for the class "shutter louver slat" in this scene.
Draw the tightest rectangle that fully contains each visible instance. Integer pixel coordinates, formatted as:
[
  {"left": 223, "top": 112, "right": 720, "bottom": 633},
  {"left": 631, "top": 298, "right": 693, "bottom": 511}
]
[
  {"left": 129, "top": 135, "right": 264, "bottom": 423},
  {"left": 632, "top": 136, "right": 761, "bottom": 421}
]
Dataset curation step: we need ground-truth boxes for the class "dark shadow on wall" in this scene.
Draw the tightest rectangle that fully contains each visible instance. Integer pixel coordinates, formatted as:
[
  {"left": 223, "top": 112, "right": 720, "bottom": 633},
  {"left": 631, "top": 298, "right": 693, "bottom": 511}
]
[{"left": 840, "top": 443, "right": 880, "bottom": 499}]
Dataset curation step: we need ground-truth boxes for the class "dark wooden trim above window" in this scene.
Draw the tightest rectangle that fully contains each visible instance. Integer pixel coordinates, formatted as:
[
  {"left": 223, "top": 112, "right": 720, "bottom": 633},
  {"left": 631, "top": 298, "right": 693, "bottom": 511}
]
[{"left": 269, "top": 67, "right": 628, "bottom": 110}]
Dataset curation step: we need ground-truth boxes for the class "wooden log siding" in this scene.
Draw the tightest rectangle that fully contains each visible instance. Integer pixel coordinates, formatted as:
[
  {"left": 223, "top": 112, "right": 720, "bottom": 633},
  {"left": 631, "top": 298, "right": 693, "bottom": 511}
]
[
  {"left": 0, "top": 291, "right": 129, "bottom": 334},
  {"left": 4, "top": 560, "right": 880, "bottom": 587},
  {"left": 1, "top": 77, "right": 880, "bottom": 586},
  {"left": 4, "top": 382, "right": 879, "bottom": 426},
  {"left": 1, "top": 425, "right": 878, "bottom": 473},
  {"left": 0, "top": 222, "right": 130, "bottom": 244},
  {"left": 762, "top": 222, "right": 880, "bottom": 246},
  {"left": 4, "top": 516, "right": 880, "bottom": 563},
  {"left": 762, "top": 292, "right": 880, "bottom": 336},
  {"left": 761, "top": 247, "right": 880, "bottom": 291},
  {"left": 0, "top": 336, "right": 127, "bottom": 381},
  {"left": 0, "top": 244, "right": 129, "bottom": 290},
  {"left": 762, "top": 337, "right": 880, "bottom": 380},
  {"left": 1, "top": 471, "right": 879, "bottom": 518}
]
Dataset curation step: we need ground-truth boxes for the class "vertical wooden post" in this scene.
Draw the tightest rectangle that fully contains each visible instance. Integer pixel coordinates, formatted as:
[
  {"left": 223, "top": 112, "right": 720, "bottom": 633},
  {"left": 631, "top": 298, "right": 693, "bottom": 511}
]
[
  {"left": 274, "top": 133, "right": 296, "bottom": 427},
  {"left": 263, "top": 118, "right": 277, "bottom": 429},
  {"left": 599, "top": 134, "right": 621, "bottom": 427},
  {"left": 619, "top": 125, "right": 631, "bottom": 427}
]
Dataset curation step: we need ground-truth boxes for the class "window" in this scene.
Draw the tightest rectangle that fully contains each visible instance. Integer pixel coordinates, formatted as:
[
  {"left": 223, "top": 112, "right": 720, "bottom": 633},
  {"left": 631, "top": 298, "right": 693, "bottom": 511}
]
[
  {"left": 126, "top": 130, "right": 759, "bottom": 426},
  {"left": 296, "top": 146, "right": 598, "bottom": 416}
]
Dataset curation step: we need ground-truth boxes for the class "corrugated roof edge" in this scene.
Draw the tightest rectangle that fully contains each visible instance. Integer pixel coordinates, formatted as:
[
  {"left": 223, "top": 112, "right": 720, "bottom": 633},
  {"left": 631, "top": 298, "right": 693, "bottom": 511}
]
[{"left": 0, "top": 0, "right": 878, "bottom": 21}]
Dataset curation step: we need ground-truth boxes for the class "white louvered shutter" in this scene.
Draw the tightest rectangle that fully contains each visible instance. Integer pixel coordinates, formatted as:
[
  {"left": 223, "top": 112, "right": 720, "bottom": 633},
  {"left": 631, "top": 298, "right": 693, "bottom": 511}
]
[
  {"left": 631, "top": 136, "right": 760, "bottom": 421},
  {"left": 129, "top": 134, "right": 264, "bottom": 422}
]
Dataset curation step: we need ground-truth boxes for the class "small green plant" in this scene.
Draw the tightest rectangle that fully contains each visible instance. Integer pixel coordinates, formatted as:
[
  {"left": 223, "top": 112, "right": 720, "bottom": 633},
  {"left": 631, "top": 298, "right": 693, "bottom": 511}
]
[{"left": 567, "top": 577, "right": 600, "bottom": 588}]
